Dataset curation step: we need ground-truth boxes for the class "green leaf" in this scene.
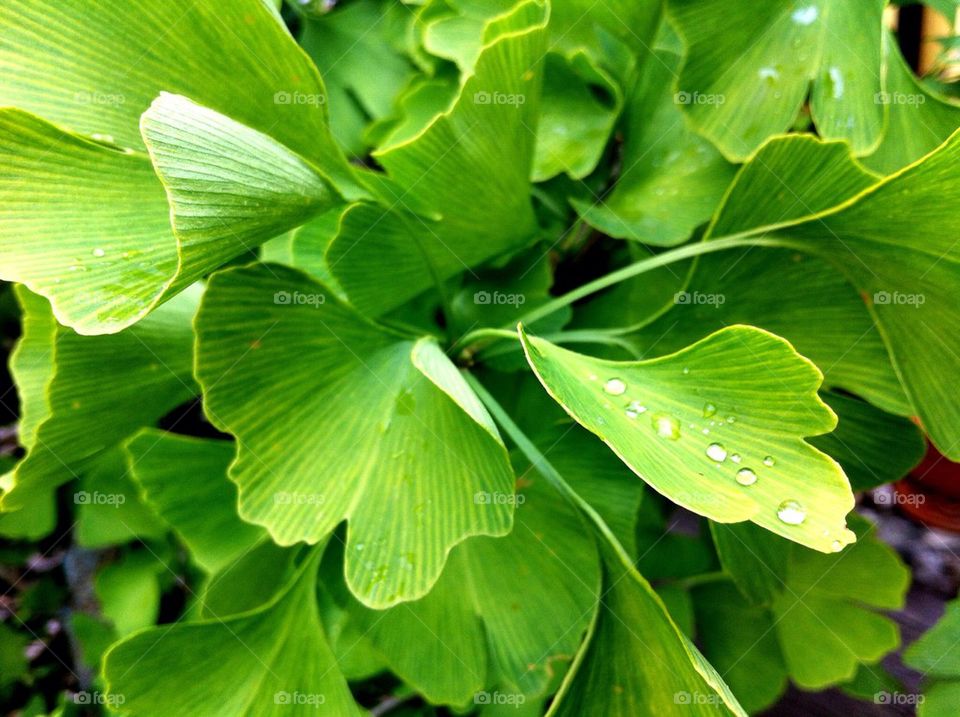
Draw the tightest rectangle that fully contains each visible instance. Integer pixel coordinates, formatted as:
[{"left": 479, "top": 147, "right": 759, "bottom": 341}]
[
  {"left": 104, "top": 548, "right": 362, "bottom": 716},
  {"left": 692, "top": 582, "right": 789, "bottom": 713},
  {"left": 0, "top": 0, "right": 351, "bottom": 176},
  {"left": 905, "top": 600, "right": 960, "bottom": 679},
  {"left": 75, "top": 448, "right": 168, "bottom": 548},
  {"left": 668, "top": 0, "right": 886, "bottom": 160},
  {"left": 547, "top": 542, "right": 745, "bottom": 717},
  {"left": 628, "top": 247, "right": 910, "bottom": 416},
  {"left": 335, "top": 476, "right": 599, "bottom": 706},
  {"left": 0, "top": 286, "right": 198, "bottom": 512},
  {"left": 696, "top": 516, "right": 908, "bottom": 703},
  {"left": 748, "top": 133, "right": 960, "bottom": 458},
  {"left": 95, "top": 551, "right": 164, "bottom": 637},
  {"left": 709, "top": 521, "right": 790, "bottom": 605},
  {"left": 124, "top": 430, "right": 266, "bottom": 575},
  {"left": 0, "top": 110, "right": 182, "bottom": 334},
  {"left": 809, "top": 392, "right": 925, "bottom": 491},
  {"left": 862, "top": 32, "right": 960, "bottom": 175},
  {"left": 139, "top": 93, "right": 343, "bottom": 272},
  {"left": 327, "top": 1, "right": 546, "bottom": 316},
  {"left": 195, "top": 264, "right": 515, "bottom": 607},
  {"left": 572, "top": 50, "right": 735, "bottom": 245},
  {"left": 519, "top": 324, "right": 856, "bottom": 552},
  {"left": 771, "top": 517, "right": 907, "bottom": 689},
  {"left": 299, "top": 0, "right": 417, "bottom": 156}
]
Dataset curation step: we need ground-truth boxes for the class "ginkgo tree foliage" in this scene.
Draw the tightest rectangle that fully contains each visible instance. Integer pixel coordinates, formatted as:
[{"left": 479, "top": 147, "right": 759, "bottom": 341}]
[{"left": 0, "top": 0, "right": 956, "bottom": 714}]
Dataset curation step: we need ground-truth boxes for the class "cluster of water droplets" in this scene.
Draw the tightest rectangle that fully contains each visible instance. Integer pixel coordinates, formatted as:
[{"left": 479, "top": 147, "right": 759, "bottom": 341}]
[{"left": 596, "top": 371, "right": 808, "bottom": 528}]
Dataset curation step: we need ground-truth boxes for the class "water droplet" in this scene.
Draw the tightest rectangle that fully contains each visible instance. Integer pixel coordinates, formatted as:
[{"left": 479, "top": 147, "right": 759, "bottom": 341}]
[
  {"left": 603, "top": 378, "right": 626, "bottom": 396},
  {"left": 624, "top": 401, "right": 647, "bottom": 419},
  {"left": 736, "top": 468, "right": 757, "bottom": 486},
  {"left": 758, "top": 66, "right": 780, "bottom": 83},
  {"left": 355, "top": 543, "right": 365, "bottom": 552},
  {"left": 726, "top": 416, "right": 736, "bottom": 424},
  {"left": 730, "top": 453, "right": 742, "bottom": 464},
  {"left": 791, "top": 5, "right": 819, "bottom": 25},
  {"left": 682, "top": 367, "right": 690, "bottom": 375},
  {"left": 92, "top": 248, "right": 105, "bottom": 257},
  {"left": 703, "top": 402, "right": 717, "bottom": 418},
  {"left": 701, "top": 428, "right": 710, "bottom": 435},
  {"left": 828, "top": 66, "right": 845, "bottom": 99},
  {"left": 831, "top": 540, "right": 843, "bottom": 553},
  {"left": 706, "top": 443, "right": 727, "bottom": 462},
  {"left": 777, "top": 500, "right": 806, "bottom": 525},
  {"left": 651, "top": 414, "right": 681, "bottom": 440},
  {"left": 763, "top": 456, "right": 775, "bottom": 467}
]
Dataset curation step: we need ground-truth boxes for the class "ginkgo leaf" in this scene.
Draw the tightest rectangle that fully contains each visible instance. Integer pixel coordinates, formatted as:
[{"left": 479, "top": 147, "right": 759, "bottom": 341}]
[
  {"left": 104, "top": 548, "right": 362, "bottom": 717},
  {"left": 518, "top": 324, "right": 856, "bottom": 552},
  {"left": 140, "top": 92, "right": 344, "bottom": 273},
  {"left": 74, "top": 448, "right": 168, "bottom": 548},
  {"left": 468, "top": 376, "right": 746, "bottom": 717},
  {"left": 905, "top": 599, "right": 960, "bottom": 716},
  {"left": 668, "top": 0, "right": 886, "bottom": 160},
  {"left": 124, "top": 430, "right": 265, "bottom": 575},
  {"left": 327, "top": 1, "right": 546, "bottom": 316},
  {"left": 0, "top": 285, "right": 198, "bottom": 512},
  {"left": 809, "top": 392, "right": 925, "bottom": 491},
  {"left": 547, "top": 542, "right": 746, "bottom": 717},
  {"left": 708, "top": 132, "right": 960, "bottom": 458},
  {"left": 629, "top": 247, "right": 911, "bottom": 417},
  {"left": 195, "top": 263, "right": 515, "bottom": 608},
  {"left": 572, "top": 50, "right": 734, "bottom": 245},
  {"left": 0, "top": 0, "right": 353, "bottom": 180},
  {"left": 0, "top": 102, "right": 342, "bottom": 335},
  {"left": 298, "top": 0, "right": 417, "bottom": 156},
  {"left": 862, "top": 32, "right": 960, "bottom": 175},
  {"left": 696, "top": 515, "right": 908, "bottom": 706},
  {"left": 330, "top": 475, "right": 599, "bottom": 706}
]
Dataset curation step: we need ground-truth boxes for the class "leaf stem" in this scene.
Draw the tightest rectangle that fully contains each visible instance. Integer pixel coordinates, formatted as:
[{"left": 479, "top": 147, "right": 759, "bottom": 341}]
[
  {"left": 513, "top": 235, "right": 797, "bottom": 329},
  {"left": 466, "top": 373, "right": 636, "bottom": 571}
]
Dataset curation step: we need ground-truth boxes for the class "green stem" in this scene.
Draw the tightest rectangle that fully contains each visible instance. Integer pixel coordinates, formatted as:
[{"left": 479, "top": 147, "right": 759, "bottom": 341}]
[
  {"left": 513, "top": 235, "right": 797, "bottom": 330},
  {"left": 677, "top": 571, "right": 729, "bottom": 590},
  {"left": 476, "top": 329, "right": 640, "bottom": 362}
]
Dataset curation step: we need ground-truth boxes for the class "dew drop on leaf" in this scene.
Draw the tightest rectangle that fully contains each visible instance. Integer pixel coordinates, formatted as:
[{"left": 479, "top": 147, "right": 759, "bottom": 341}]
[
  {"left": 831, "top": 540, "right": 843, "bottom": 553},
  {"left": 777, "top": 499, "right": 807, "bottom": 525},
  {"left": 651, "top": 414, "right": 681, "bottom": 440},
  {"left": 730, "top": 453, "right": 742, "bottom": 464},
  {"left": 603, "top": 378, "right": 626, "bottom": 395},
  {"left": 703, "top": 402, "right": 717, "bottom": 418},
  {"left": 735, "top": 468, "right": 757, "bottom": 486},
  {"left": 763, "top": 456, "right": 775, "bottom": 467},
  {"left": 624, "top": 401, "right": 647, "bottom": 419},
  {"left": 92, "top": 248, "right": 105, "bottom": 257},
  {"left": 706, "top": 443, "right": 727, "bottom": 462}
]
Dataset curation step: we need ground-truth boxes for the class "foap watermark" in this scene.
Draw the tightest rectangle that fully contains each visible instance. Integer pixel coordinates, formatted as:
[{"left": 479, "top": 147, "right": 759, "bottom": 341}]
[
  {"left": 274, "top": 492, "right": 326, "bottom": 506},
  {"left": 274, "top": 290, "right": 326, "bottom": 307},
  {"left": 674, "top": 91, "right": 726, "bottom": 106},
  {"left": 74, "top": 491, "right": 126, "bottom": 507},
  {"left": 274, "top": 91, "right": 326, "bottom": 107},
  {"left": 474, "top": 290, "right": 526, "bottom": 307},
  {"left": 74, "top": 691, "right": 125, "bottom": 707},
  {"left": 873, "top": 290, "right": 925, "bottom": 307},
  {"left": 874, "top": 91, "right": 926, "bottom": 106},
  {"left": 473, "top": 90, "right": 526, "bottom": 106},
  {"left": 674, "top": 691, "right": 723, "bottom": 705},
  {"left": 874, "top": 691, "right": 924, "bottom": 706},
  {"left": 274, "top": 691, "right": 326, "bottom": 707},
  {"left": 674, "top": 291, "right": 726, "bottom": 307},
  {"left": 874, "top": 487, "right": 926, "bottom": 507},
  {"left": 474, "top": 691, "right": 526, "bottom": 707},
  {"left": 74, "top": 90, "right": 126, "bottom": 107},
  {"left": 474, "top": 491, "right": 526, "bottom": 506}
]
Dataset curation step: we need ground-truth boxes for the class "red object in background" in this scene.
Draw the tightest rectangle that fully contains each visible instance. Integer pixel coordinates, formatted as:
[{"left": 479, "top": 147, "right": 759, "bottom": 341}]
[{"left": 895, "top": 442, "right": 960, "bottom": 532}]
